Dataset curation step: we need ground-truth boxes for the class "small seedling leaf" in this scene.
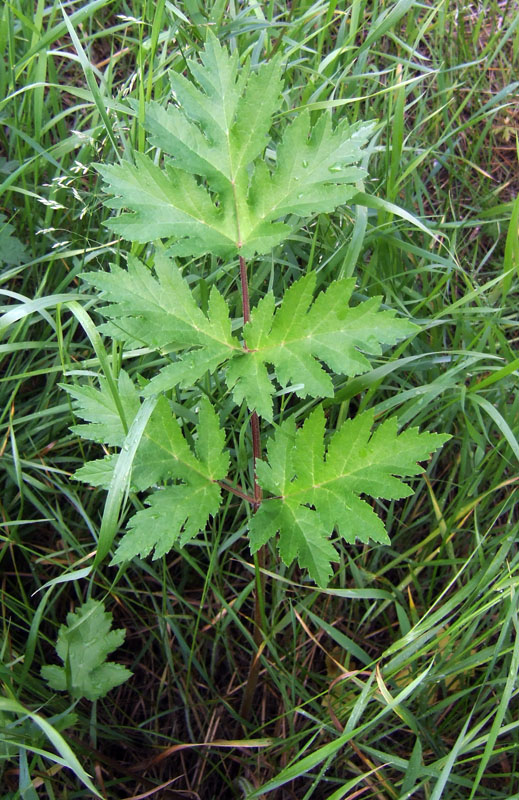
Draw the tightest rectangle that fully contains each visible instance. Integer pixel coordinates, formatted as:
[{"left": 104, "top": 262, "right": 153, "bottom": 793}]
[{"left": 41, "top": 599, "right": 131, "bottom": 701}]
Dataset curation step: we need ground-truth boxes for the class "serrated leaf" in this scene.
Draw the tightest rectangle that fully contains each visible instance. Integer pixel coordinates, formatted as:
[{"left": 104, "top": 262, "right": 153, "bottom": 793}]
[
  {"left": 81, "top": 254, "right": 239, "bottom": 393},
  {"left": 249, "top": 407, "right": 450, "bottom": 585},
  {"left": 144, "top": 42, "right": 283, "bottom": 191},
  {"left": 97, "top": 154, "right": 237, "bottom": 256},
  {"left": 226, "top": 273, "right": 418, "bottom": 420},
  {"left": 41, "top": 599, "right": 131, "bottom": 701},
  {"left": 248, "top": 112, "right": 370, "bottom": 222},
  {"left": 97, "top": 33, "right": 372, "bottom": 259},
  {"left": 82, "top": 260, "right": 417, "bottom": 419},
  {"left": 71, "top": 383, "right": 230, "bottom": 560},
  {"left": 113, "top": 481, "right": 221, "bottom": 562},
  {"left": 111, "top": 396, "right": 229, "bottom": 562},
  {"left": 65, "top": 369, "right": 139, "bottom": 445},
  {"left": 72, "top": 369, "right": 230, "bottom": 496},
  {"left": 74, "top": 454, "right": 118, "bottom": 487}
]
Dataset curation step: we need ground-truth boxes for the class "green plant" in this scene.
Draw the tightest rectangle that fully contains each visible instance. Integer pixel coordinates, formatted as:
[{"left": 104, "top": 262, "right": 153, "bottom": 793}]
[
  {"left": 70, "top": 33, "right": 448, "bottom": 586},
  {"left": 3, "top": 1, "right": 519, "bottom": 795},
  {"left": 62, "top": 31, "right": 450, "bottom": 728},
  {"left": 41, "top": 599, "right": 131, "bottom": 701}
]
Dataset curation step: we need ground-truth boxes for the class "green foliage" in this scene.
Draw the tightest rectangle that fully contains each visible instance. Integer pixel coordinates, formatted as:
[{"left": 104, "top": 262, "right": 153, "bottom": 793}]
[
  {"left": 225, "top": 272, "right": 418, "bottom": 420},
  {"left": 70, "top": 374, "right": 229, "bottom": 559},
  {"left": 111, "top": 396, "right": 229, "bottom": 561},
  {"left": 249, "top": 408, "right": 450, "bottom": 585},
  {"left": 41, "top": 599, "right": 131, "bottom": 701},
  {"left": 70, "top": 32, "right": 450, "bottom": 587},
  {"left": 4, "top": 0, "right": 518, "bottom": 796},
  {"left": 81, "top": 254, "right": 239, "bottom": 386},
  {"left": 65, "top": 369, "right": 140, "bottom": 445},
  {"left": 97, "top": 33, "right": 372, "bottom": 258},
  {"left": 83, "top": 258, "right": 418, "bottom": 421}
]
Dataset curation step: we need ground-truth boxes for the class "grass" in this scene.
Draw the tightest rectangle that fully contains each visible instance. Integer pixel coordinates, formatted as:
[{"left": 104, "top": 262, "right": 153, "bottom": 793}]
[{"left": 1, "top": 0, "right": 519, "bottom": 797}]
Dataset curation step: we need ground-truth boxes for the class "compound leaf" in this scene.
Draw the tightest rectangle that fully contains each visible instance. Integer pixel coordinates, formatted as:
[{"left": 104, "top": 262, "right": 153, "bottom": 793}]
[
  {"left": 69, "top": 32, "right": 450, "bottom": 588},
  {"left": 70, "top": 369, "right": 229, "bottom": 560},
  {"left": 226, "top": 272, "right": 418, "bottom": 420},
  {"left": 81, "top": 261, "right": 417, "bottom": 421},
  {"left": 97, "top": 154, "right": 237, "bottom": 257},
  {"left": 82, "top": 254, "right": 239, "bottom": 393},
  {"left": 249, "top": 407, "right": 450, "bottom": 585},
  {"left": 112, "top": 396, "right": 229, "bottom": 562},
  {"left": 97, "top": 33, "right": 373, "bottom": 259},
  {"left": 41, "top": 599, "right": 131, "bottom": 701}
]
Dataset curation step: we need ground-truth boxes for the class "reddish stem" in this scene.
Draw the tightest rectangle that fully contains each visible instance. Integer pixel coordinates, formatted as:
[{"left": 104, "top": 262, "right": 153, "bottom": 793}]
[
  {"left": 251, "top": 411, "right": 262, "bottom": 509},
  {"left": 239, "top": 255, "right": 251, "bottom": 324},
  {"left": 237, "top": 252, "right": 266, "bottom": 722},
  {"left": 239, "top": 254, "right": 262, "bottom": 507},
  {"left": 217, "top": 479, "right": 255, "bottom": 505}
]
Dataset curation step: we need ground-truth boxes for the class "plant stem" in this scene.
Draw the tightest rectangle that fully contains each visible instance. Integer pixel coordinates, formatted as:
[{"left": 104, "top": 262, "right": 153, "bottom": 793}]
[
  {"left": 239, "top": 255, "right": 262, "bottom": 509},
  {"left": 239, "top": 255, "right": 251, "bottom": 323},
  {"left": 250, "top": 411, "right": 262, "bottom": 508},
  {"left": 217, "top": 479, "right": 255, "bottom": 504},
  {"left": 239, "top": 548, "right": 266, "bottom": 722},
  {"left": 238, "top": 253, "right": 266, "bottom": 721}
]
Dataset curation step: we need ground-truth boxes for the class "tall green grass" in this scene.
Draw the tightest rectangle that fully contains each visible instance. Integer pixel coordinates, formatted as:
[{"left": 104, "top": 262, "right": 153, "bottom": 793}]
[{"left": 1, "top": 1, "right": 518, "bottom": 797}]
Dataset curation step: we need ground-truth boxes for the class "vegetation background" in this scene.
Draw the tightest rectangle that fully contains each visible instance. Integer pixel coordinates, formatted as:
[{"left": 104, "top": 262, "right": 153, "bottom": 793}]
[{"left": 1, "top": 0, "right": 519, "bottom": 798}]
